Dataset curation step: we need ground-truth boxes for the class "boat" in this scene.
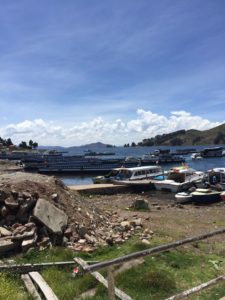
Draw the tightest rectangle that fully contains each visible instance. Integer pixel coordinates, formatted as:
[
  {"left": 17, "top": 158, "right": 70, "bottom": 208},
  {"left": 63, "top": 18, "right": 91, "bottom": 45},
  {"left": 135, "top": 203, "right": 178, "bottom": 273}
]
[
  {"left": 84, "top": 150, "right": 115, "bottom": 156},
  {"left": 93, "top": 165, "right": 164, "bottom": 184},
  {"left": 191, "top": 153, "right": 202, "bottom": 160},
  {"left": 200, "top": 147, "right": 223, "bottom": 158},
  {"left": 191, "top": 188, "right": 221, "bottom": 204},
  {"left": 23, "top": 154, "right": 140, "bottom": 173},
  {"left": 92, "top": 168, "right": 122, "bottom": 183},
  {"left": 175, "top": 192, "right": 193, "bottom": 203},
  {"left": 141, "top": 152, "right": 185, "bottom": 165},
  {"left": 206, "top": 168, "right": 225, "bottom": 188},
  {"left": 220, "top": 191, "right": 225, "bottom": 201},
  {"left": 153, "top": 165, "right": 205, "bottom": 193}
]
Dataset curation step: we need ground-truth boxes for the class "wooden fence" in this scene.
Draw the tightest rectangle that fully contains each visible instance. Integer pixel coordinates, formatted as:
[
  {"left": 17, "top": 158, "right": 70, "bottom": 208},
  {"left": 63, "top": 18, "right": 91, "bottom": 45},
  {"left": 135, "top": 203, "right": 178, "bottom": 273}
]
[
  {"left": 76, "top": 228, "right": 225, "bottom": 300},
  {"left": 1, "top": 228, "right": 225, "bottom": 299}
]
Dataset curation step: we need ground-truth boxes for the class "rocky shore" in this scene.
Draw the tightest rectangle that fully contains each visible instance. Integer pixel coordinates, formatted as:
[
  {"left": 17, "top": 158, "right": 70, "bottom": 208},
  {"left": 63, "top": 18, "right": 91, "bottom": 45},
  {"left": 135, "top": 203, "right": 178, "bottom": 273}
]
[{"left": 0, "top": 172, "right": 154, "bottom": 256}]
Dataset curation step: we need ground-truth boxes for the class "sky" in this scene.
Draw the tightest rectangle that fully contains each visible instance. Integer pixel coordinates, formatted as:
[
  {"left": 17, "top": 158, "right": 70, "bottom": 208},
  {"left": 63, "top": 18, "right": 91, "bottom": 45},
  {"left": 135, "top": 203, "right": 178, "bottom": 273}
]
[{"left": 0, "top": 0, "right": 225, "bottom": 146}]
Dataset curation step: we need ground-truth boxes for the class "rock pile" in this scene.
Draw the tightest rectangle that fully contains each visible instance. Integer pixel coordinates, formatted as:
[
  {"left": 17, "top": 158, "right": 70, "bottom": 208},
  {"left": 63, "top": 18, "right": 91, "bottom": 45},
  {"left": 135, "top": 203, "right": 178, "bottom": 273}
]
[{"left": 0, "top": 172, "right": 151, "bottom": 255}]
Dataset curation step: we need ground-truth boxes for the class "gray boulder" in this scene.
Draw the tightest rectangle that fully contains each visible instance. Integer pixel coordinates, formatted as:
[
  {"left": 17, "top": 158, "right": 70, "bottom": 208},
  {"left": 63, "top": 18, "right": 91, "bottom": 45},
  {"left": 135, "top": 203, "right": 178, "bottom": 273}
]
[{"left": 33, "top": 198, "right": 68, "bottom": 234}]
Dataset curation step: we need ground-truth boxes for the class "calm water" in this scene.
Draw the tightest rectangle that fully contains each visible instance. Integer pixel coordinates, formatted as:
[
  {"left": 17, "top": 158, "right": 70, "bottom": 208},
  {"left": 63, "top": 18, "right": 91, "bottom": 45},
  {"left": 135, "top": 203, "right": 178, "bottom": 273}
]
[{"left": 57, "top": 145, "right": 225, "bottom": 186}]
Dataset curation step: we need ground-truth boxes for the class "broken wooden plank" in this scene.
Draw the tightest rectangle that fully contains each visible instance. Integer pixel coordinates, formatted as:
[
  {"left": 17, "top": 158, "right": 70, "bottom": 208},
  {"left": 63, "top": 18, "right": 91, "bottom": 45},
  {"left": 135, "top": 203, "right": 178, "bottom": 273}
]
[
  {"left": 166, "top": 274, "right": 225, "bottom": 300},
  {"left": 29, "top": 271, "right": 58, "bottom": 300},
  {"left": 21, "top": 274, "right": 42, "bottom": 300},
  {"left": 75, "top": 257, "right": 133, "bottom": 300},
  {"left": 107, "top": 266, "right": 115, "bottom": 300},
  {"left": 0, "top": 261, "right": 75, "bottom": 273},
  {"left": 83, "top": 228, "right": 225, "bottom": 273}
]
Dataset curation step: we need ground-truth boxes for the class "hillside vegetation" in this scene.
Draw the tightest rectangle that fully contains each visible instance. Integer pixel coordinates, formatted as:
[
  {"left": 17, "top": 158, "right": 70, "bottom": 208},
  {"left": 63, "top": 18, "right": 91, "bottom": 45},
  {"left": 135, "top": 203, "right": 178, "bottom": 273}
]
[{"left": 138, "top": 123, "right": 225, "bottom": 146}]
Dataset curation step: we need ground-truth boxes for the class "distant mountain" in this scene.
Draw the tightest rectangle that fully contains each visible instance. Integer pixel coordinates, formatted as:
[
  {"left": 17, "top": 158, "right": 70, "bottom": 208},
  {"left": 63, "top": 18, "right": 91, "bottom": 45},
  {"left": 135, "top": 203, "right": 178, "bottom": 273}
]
[
  {"left": 138, "top": 123, "right": 225, "bottom": 146},
  {"left": 73, "top": 142, "right": 115, "bottom": 149},
  {"left": 38, "top": 142, "right": 115, "bottom": 151}
]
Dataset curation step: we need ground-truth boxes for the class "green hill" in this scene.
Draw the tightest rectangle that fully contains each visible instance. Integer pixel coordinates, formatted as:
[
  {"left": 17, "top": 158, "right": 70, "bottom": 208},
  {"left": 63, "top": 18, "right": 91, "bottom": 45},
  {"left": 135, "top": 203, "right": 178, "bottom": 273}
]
[{"left": 138, "top": 123, "right": 225, "bottom": 146}]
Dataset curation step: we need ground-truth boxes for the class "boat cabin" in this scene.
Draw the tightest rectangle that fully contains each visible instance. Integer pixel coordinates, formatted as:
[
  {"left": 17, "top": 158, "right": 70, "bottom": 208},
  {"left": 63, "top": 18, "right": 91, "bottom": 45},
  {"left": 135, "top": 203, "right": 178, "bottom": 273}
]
[
  {"left": 200, "top": 147, "right": 223, "bottom": 158},
  {"left": 167, "top": 166, "right": 203, "bottom": 183},
  {"left": 207, "top": 168, "right": 225, "bottom": 186},
  {"left": 93, "top": 165, "right": 163, "bottom": 183},
  {"left": 115, "top": 166, "right": 163, "bottom": 181}
]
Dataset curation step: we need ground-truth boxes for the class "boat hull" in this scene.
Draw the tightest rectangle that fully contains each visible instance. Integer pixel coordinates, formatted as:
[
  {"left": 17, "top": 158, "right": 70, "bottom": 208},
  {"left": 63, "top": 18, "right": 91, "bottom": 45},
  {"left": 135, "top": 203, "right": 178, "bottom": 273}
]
[
  {"left": 175, "top": 192, "right": 192, "bottom": 203},
  {"left": 220, "top": 192, "right": 225, "bottom": 201},
  {"left": 191, "top": 191, "right": 221, "bottom": 204},
  {"left": 153, "top": 180, "right": 192, "bottom": 193}
]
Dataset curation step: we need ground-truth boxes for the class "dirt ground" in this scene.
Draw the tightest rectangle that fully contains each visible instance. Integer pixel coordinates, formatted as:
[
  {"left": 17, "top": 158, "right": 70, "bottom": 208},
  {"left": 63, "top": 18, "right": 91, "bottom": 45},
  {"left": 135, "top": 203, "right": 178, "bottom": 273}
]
[{"left": 83, "top": 190, "right": 225, "bottom": 244}]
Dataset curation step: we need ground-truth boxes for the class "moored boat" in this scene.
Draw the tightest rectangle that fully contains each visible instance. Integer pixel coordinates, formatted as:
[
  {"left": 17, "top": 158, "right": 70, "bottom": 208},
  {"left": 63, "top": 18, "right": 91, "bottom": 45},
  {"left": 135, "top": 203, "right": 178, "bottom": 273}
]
[
  {"left": 206, "top": 168, "right": 225, "bottom": 189},
  {"left": 191, "top": 153, "right": 202, "bottom": 160},
  {"left": 93, "top": 165, "right": 164, "bottom": 184},
  {"left": 220, "top": 191, "right": 225, "bottom": 201},
  {"left": 175, "top": 192, "right": 193, "bottom": 203},
  {"left": 200, "top": 147, "right": 223, "bottom": 158},
  {"left": 153, "top": 165, "right": 204, "bottom": 193},
  {"left": 191, "top": 188, "right": 221, "bottom": 204}
]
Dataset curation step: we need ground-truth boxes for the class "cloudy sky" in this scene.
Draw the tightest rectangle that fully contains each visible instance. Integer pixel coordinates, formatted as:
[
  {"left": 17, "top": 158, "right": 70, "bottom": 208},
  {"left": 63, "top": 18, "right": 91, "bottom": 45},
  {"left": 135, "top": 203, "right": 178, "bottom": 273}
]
[{"left": 0, "top": 0, "right": 225, "bottom": 146}]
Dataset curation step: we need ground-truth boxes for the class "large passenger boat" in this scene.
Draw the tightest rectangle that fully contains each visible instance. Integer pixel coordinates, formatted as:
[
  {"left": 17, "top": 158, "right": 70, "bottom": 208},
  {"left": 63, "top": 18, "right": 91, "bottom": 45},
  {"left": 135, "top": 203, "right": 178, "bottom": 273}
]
[
  {"left": 200, "top": 147, "right": 223, "bottom": 158},
  {"left": 22, "top": 155, "right": 139, "bottom": 173}
]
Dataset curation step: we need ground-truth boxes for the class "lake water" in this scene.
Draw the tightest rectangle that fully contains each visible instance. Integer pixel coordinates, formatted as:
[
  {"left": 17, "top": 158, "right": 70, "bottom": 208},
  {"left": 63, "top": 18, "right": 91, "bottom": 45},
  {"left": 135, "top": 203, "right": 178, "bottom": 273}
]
[{"left": 57, "top": 145, "right": 225, "bottom": 186}]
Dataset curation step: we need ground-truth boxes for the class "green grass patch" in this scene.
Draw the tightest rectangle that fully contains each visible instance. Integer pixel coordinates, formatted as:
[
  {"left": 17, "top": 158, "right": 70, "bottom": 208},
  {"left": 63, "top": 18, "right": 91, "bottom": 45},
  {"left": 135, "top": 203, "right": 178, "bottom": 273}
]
[
  {"left": 4, "top": 236, "right": 225, "bottom": 299},
  {"left": 0, "top": 273, "right": 29, "bottom": 300}
]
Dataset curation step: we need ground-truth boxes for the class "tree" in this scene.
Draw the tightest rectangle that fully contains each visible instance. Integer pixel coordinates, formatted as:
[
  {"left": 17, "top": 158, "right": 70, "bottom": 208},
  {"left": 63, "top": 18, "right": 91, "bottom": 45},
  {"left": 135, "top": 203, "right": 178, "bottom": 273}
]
[
  {"left": 19, "top": 141, "right": 28, "bottom": 148},
  {"left": 131, "top": 142, "right": 136, "bottom": 147},
  {"left": 5, "top": 138, "right": 13, "bottom": 146},
  {"left": 32, "top": 142, "right": 38, "bottom": 149},
  {"left": 29, "top": 140, "right": 34, "bottom": 148}
]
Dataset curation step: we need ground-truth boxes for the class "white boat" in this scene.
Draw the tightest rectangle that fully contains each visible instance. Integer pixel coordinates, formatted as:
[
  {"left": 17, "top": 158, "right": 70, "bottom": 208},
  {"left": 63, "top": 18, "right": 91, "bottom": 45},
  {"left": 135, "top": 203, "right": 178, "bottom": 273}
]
[
  {"left": 191, "top": 153, "right": 202, "bottom": 160},
  {"left": 220, "top": 191, "right": 225, "bottom": 201},
  {"left": 153, "top": 165, "right": 205, "bottom": 193},
  {"left": 175, "top": 192, "right": 193, "bottom": 203},
  {"left": 93, "top": 165, "right": 164, "bottom": 184},
  {"left": 191, "top": 188, "right": 221, "bottom": 204}
]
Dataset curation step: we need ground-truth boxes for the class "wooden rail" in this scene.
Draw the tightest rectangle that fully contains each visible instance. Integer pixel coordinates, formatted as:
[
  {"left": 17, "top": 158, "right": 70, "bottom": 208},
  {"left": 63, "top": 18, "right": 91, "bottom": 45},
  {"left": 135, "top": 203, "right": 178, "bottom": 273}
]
[
  {"left": 166, "top": 274, "right": 225, "bottom": 300},
  {"left": 82, "top": 228, "right": 225, "bottom": 273},
  {"left": 0, "top": 261, "right": 76, "bottom": 273},
  {"left": 75, "top": 258, "right": 133, "bottom": 300}
]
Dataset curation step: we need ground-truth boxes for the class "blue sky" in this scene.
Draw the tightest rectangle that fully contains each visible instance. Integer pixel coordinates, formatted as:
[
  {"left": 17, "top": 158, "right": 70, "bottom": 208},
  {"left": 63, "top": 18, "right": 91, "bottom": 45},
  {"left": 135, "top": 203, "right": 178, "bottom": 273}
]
[{"left": 0, "top": 0, "right": 225, "bottom": 146}]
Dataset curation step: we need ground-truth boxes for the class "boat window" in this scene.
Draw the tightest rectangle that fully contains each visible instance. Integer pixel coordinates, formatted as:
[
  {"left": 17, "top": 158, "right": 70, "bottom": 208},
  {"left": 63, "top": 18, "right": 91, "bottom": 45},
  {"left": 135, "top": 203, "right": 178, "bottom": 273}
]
[
  {"left": 168, "top": 172, "right": 185, "bottom": 183},
  {"left": 105, "top": 170, "right": 119, "bottom": 178},
  {"left": 118, "top": 170, "right": 132, "bottom": 179}
]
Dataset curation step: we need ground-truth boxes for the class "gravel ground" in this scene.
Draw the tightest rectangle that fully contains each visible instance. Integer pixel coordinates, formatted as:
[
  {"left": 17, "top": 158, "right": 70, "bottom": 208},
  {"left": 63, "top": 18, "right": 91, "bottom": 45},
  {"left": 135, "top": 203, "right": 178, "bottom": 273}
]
[{"left": 85, "top": 190, "right": 225, "bottom": 243}]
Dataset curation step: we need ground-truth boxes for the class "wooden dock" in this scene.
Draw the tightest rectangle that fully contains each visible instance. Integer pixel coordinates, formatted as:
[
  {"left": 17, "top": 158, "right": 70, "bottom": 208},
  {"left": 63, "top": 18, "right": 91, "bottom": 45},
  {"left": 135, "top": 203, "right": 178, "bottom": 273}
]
[{"left": 69, "top": 183, "right": 130, "bottom": 194}]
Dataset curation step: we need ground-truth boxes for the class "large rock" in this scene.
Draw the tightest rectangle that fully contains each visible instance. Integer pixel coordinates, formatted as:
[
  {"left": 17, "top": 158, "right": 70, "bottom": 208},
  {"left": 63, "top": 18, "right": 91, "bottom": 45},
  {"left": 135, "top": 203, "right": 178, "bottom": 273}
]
[
  {"left": 132, "top": 199, "right": 149, "bottom": 210},
  {"left": 0, "top": 239, "right": 18, "bottom": 253},
  {"left": 5, "top": 198, "right": 19, "bottom": 210},
  {"left": 0, "top": 227, "right": 12, "bottom": 237},
  {"left": 33, "top": 198, "right": 68, "bottom": 234}
]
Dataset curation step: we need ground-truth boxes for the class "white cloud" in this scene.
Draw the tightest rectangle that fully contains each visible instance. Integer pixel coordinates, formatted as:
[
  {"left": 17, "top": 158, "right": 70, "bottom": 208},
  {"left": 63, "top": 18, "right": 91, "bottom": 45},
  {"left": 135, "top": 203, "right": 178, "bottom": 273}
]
[{"left": 0, "top": 110, "right": 223, "bottom": 146}]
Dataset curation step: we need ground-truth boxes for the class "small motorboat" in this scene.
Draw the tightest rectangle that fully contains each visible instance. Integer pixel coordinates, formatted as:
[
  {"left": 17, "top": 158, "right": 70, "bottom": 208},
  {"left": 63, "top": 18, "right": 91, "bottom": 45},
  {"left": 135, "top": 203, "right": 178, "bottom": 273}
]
[
  {"left": 175, "top": 192, "right": 193, "bottom": 203},
  {"left": 153, "top": 165, "right": 204, "bottom": 193},
  {"left": 191, "top": 153, "right": 202, "bottom": 160},
  {"left": 191, "top": 188, "right": 221, "bottom": 204}
]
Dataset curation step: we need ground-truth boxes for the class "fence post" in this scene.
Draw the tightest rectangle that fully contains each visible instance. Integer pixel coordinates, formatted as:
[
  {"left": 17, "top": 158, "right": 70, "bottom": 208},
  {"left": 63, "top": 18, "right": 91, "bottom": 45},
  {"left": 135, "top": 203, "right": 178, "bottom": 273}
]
[{"left": 107, "top": 266, "right": 115, "bottom": 300}]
